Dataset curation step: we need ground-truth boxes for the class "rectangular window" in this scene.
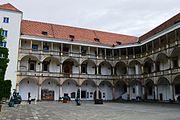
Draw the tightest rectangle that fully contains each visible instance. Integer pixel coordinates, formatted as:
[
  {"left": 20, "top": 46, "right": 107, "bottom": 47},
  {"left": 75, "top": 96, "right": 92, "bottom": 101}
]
[
  {"left": 3, "top": 17, "right": 9, "bottom": 23},
  {"left": 133, "top": 88, "right": 135, "bottom": 93},
  {"left": 81, "top": 64, "right": 87, "bottom": 73},
  {"left": 29, "top": 61, "right": 36, "bottom": 71},
  {"left": 2, "top": 30, "right": 8, "bottom": 37},
  {"left": 173, "top": 57, "right": 179, "bottom": 68},
  {"left": 43, "top": 62, "right": 49, "bottom": 71},
  {"left": 43, "top": 45, "right": 49, "bottom": 51},
  {"left": 32, "top": 44, "right": 38, "bottom": 51}
]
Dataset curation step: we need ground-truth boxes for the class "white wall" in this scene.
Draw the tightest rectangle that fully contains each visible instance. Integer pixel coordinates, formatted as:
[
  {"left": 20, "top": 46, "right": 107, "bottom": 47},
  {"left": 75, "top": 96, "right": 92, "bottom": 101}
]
[
  {"left": 87, "top": 62, "right": 95, "bottom": 74},
  {"left": 19, "top": 79, "right": 38, "bottom": 100},
  {"left": 130, "top": 83, "right": 142, "bottom": 100},
  {"left": 0, "top": 9, "right": 22, "bottom": 92},
  {"left": 81, "top": 81, "right": 96, "bottom": 100},
  {"left": 99, "top": 83, "right": 112, "bottom": 100},
  {"left": 158, "top": 85, "right": 171, "bottom": 101},
  {"left": 49, "top": 60, "right": 60, "bottom": 72},
  {"left": 62, "top": 81, "right": 77, "bottom": 100},
  {"left": 101, "top": 64, "right": 111, "bottom": 75}
]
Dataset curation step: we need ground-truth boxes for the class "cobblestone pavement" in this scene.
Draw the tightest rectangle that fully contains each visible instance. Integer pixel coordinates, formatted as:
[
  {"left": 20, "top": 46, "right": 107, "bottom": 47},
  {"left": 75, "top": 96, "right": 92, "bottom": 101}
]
[{"left": 0, "top": 101, "right": 180, "bottom": 120}]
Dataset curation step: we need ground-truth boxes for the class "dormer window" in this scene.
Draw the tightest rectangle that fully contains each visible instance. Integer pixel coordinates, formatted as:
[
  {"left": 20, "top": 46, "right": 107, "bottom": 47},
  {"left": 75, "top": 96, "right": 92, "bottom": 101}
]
[
  {"left": 116, "top": 41, "right": 122, "bottom": 45},
  {"left": 94, "top": 38, "right": 100, "bottom": 42},
  {"left": 42, "top": 31, "right": 48, "bottom": 35},
  {"left": 69, "top": 35, "right": 75, "bottom": 41}
]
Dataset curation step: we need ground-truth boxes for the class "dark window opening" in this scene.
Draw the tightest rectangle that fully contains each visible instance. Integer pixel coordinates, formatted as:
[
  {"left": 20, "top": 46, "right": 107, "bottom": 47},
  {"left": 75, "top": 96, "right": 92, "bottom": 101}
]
[
  {"left": 69, "top": 35, "right": 75, "bottom": 40},
  {"left": 116, "top": 41, "right": 122, "bottom": 45},
  {"left": 43, "top": 45, "right": 49, "bottom": 51},
  {"left": 81, "top": 64, "right": 87, "bottom": 73},
  {"left": 81, "top": 91, "right": 86, "bottom": 98},
  {"left": 173, "top": 57, "right": 179, "bottom": 68},
  {"left": 3, "top": 17, "right": 9, "bottom": 23},
  {"left": 32, "top": 44, "right": 38, "bottom": 51},
  {"left": 148, "top": 87, "right": 153, "bottom": 95},
  {"left": 71, "top": 92, "right": 76, "bottom": 98},
  {"left": 43, "top": 62, "right": 49, "bottom": 71},
  {"left": 29, "top": 61, "right": 36, "bottom": 71},
  {"left": 42, "top": 31, "right": 48, "bottom": 35},
  {"left": 94, "top": 38, "right": 100, "bottom": 42},
  {"left": 133, "top": 88, "right": 135, "bottom": 93}
]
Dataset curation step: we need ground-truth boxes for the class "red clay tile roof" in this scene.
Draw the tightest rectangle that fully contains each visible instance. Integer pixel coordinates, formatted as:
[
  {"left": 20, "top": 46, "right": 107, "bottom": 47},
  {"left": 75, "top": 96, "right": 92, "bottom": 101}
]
[
  {"left": 21, "top": 20, "right": 138, "bottom": 46},
  {"left": 0, "top": 3, "right": 21, "bottom": 12},
  {"left": 139, "top": 13, "right": 180, "bottom": 42}
]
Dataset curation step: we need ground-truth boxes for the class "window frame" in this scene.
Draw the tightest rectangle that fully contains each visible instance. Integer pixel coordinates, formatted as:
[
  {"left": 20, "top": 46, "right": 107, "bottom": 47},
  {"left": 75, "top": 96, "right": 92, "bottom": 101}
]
[{"left": 3, "top": 17, "right": 9, "bottom": 23}]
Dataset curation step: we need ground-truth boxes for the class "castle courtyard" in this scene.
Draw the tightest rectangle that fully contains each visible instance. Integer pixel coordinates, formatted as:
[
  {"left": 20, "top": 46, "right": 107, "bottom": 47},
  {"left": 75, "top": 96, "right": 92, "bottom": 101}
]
[{"left": 0, "top": 102, "right": 180, "bottom": 120}]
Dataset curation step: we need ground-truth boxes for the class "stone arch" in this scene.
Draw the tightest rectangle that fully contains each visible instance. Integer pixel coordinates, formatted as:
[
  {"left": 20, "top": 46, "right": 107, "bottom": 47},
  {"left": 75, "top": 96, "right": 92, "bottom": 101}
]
[
  {"left": 157, "top": 77, "right": 171, "bottom": 101},
  {"left": 129, "top": 80, "right": 142, "bottom": 100},
  {"left": 20, "top": 55, "right": 40, "bottom": 71},
  {"left": 128, "top": 60, "right": 142, "bottom": 75},
  {"left": 173, "top": 75, "right": 180, "bottom": 99},
  {"left": 115, "top": 61, "right": 127, "bottom": 75},
  {"left": 62, "top": 58, "right": 79, "bottom": 74},
  {"left": 143, "top": 57, "right": 154, "bottom": 74},
  {"left": 41, "top": 78, "right": 59, "bottom": 101},
  {"left": 81, "top": 80, "right": 96, "bottom": 100},
  {"left": 170, "top": 47, "right": 180, "bottom": 68},
  {"left": 114, "top": 80, "right": 127, "bottom": 100},
  {"left": 99, "top": 61, "right": 112, "bottom": 75},
  {"left": 145, "top": 79, "right": 155, "bottom": 100},
  {"left": 20, "top": 55, "right": 39, "bottom": 61},
  {"left": 99, "top": 81, "right": 113, "bottom": 100},
  {"left": 62, "top": 79, "right": 78, "bottom": 100},
  {"left": 81, "top": 59, "right": 96, "bottom": 74},
  {"left": 155, "top": 53, "right": 169, "bottom": 71},
  {"left": 42, "top": 57, "right": 60, "bottom": 72},
  {"left": 19, "top": 77, "right": 38, "bottom": 100}
]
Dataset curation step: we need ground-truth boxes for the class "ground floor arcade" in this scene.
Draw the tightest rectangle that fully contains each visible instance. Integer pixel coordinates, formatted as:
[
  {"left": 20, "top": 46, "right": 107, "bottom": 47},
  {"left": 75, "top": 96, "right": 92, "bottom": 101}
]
[{"left": 16, "top": 75, "right": 180, "bottom": 102}]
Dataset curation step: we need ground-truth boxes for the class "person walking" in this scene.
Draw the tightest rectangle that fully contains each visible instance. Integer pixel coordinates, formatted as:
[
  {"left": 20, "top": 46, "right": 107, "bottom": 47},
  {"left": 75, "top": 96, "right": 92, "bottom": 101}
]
[{"left": 28, "top": 96, "right": 31, "bottom": 104}]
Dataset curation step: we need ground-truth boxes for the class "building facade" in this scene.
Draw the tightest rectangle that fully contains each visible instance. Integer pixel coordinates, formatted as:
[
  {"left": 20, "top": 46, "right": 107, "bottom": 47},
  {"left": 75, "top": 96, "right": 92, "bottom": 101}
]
[{"left": 0, "top": 3, "right": 180, "bottom": 101}]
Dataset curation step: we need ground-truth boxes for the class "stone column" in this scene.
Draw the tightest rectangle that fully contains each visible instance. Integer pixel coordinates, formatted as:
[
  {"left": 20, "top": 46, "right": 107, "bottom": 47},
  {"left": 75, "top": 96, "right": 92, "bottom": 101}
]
[
  {"left": 112, "top": 86, "right": 115, "bottom": 100},
  {"left": 79, "top": 64, "right": 81, "bottom": 74},
  {"left": 112, "top": 67, "right": 114, "bottom": 75},
  {"left": 30, "top": 40, "right": 32, "bottom": 53},
  {"left": 153, "top": 62, "right": 156, "bottom": 72},
  {"left": 154, "top": 84, "right": 158, "bottom": 100},
  {"left": 88, "top": 47, "right": 90, "bottom": 57},
  {"left": 127, "top": 85, "right": 130, "bottom": 100},
  {"left": 60, "top": 63, "right": 63, "bottom": 73},
  {"left": 170, "top": 84, "right": 174, "bottom": 100},
  {"left": 39, "top": 62, "right": 42, "bottom": 72},
  {"left": 142, "top": 85, "right": 145, "bottom": 100},
  {"left": 70, "top": 44, "right": 72, "bottom": 56},
  {"left": 136, "top": 84, "right": 139, "bottom": 97},
  {"left": 38, "top": 85, "right": 41, "bottom": 101},
  {"left": 79, "top": 86, "right": 81, "bottom": 99},
  {"left": 141, "top": 65, "right": 144, "bottom": 74},
  {"left": 16, "top": 84, "right": 20, "bottom": 93},
  {"left": 61, "top": 43, "right": 63, "bottom": 56},
  {"left": 96, "top": 65, "right": 99, "bottom": 75},
  {"left": 96, "top": 86, "right": 99, "bottom": 99},
  {"left": 59, "top": 85, "right": 63, "bottom": 98}
]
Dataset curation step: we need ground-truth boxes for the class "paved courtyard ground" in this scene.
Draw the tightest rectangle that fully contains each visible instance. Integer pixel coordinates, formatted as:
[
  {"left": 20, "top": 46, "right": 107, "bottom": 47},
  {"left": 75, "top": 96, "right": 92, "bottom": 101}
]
[{"left": 0, "top": 101, "right": 180, "bottom": 120}]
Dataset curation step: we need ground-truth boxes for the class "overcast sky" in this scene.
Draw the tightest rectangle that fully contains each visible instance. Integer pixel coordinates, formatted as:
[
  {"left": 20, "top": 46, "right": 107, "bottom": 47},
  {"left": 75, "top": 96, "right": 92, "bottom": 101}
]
[{"left": 1, "top": 0, "right": 180, "bottom": 37}]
